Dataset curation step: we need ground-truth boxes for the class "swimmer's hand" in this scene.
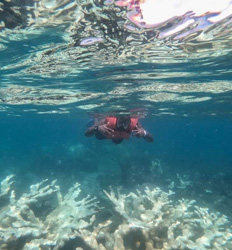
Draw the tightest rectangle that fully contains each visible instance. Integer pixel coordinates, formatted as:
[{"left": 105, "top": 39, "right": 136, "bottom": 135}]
[
  {"left": 132, "top": 128, "right": 146, "bottom": 138},
  {"left": 98, "top": 124, "right": 114, "bottom": 136}
]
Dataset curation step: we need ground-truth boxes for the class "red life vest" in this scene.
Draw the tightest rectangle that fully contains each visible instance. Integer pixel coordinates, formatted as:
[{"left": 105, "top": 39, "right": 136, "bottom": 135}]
[{"left": 105, "top": 117, "right": 138, "bottom": 140}]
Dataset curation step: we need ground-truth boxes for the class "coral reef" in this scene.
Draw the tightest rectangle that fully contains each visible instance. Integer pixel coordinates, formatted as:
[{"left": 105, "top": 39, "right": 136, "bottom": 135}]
[
  {"left": 104, "top": 187, "right": 232, "bottom": 250},
  {"left": 0, "top": 175, "right": 14, "bottom": 199},
  {"left": 0, "top": 175, "right": 232, "bottom": 250},
  {"left": 0, "top": 176, "right": 99, "bottom": 250}
]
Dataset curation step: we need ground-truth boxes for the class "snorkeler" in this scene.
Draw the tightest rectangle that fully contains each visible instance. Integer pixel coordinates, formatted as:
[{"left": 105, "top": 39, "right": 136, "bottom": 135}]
[{"left": 85, "top": 116, "right": 153, "bottom": 144}]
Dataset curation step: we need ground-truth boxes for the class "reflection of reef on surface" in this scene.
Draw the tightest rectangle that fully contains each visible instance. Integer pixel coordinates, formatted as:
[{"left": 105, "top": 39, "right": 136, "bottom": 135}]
[
  {"left": 0, "top": 85, "right": 101, "bottom": 106},
  {"left": 0, "top": 175, "right": 232, "bottom": 250},
  {"left": 1, "top": 81, "right": 232, "bottom": 117}
]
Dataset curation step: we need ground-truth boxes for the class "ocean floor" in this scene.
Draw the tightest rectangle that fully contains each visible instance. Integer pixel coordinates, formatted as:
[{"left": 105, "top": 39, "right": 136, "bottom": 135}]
[{"left": 1, "top": 161, "right": 232, "bottom": 250}]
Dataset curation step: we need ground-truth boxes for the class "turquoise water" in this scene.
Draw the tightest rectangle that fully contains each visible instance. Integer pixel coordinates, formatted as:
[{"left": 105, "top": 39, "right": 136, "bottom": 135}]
[{"left": 1, "top": 1, "right": 232, "bottom": 249}]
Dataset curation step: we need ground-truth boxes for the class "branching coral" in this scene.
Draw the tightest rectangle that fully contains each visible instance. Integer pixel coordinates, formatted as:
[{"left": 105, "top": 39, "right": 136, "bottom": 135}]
[
  {"left": 0, "top": 176, "right": 99, "bottom": 250},
  {"left": 0, "top": 175, "right": 232, "bottom": 250},
  {"left": 0, "top": 175, "right": 14, "bottom": 199},
  {"left": 104, "top": 187, "right": 174, "bottom": 229},
  {"left": 45, "top": 183, "right": 100, "bottom": 249},
  {"left": 104, "top": 187, "right": 232, "bottom": 250}
]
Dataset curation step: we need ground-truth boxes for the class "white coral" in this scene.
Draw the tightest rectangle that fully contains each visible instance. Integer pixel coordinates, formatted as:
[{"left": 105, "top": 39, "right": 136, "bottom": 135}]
[
  {"left": 1, "top": 175, "right": 232, "bottom": 250},
  {"left": 0, "top": 174, "right": 14, "bottom": 198},
  {"left": 104, "top": 186, "right": 174, "bottom": 229},
  {"left": 0, "top": 176, "right": 99, "bottom": 250},
  {"left": 104, "top": 186, "right": 232, "bottom": 250},
  {"left": 45, "top": 183, "right": 99, "bottom": 249}
]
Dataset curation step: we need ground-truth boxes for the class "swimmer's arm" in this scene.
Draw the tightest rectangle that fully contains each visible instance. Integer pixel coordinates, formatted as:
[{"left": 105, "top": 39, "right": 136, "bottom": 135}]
[
  {"left": 84, "top": 119, "right": 107, "bottom": 137},
  {"left": 135, "top": 123, "right": 154, "bottom": 142}
]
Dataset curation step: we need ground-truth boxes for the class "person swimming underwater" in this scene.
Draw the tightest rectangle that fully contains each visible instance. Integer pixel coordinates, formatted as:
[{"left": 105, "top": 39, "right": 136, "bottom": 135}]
[{"left": 85, "top": 116, "right": 153, "bottom": 144}]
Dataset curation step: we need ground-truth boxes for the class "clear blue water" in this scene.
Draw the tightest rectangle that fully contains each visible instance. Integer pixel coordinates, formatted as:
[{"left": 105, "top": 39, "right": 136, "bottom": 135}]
[
  {"left": 1, "top": 113, "right": 232, "bottom": 212},
  {"left": 1, "top": 0, "right": 232, "bottom": 248}
]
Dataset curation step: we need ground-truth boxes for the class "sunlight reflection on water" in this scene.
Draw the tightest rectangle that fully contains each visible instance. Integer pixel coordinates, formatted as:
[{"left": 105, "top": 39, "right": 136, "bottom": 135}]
[{"left": 0, "top": 0, "right": 232, "bottom": 115}]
